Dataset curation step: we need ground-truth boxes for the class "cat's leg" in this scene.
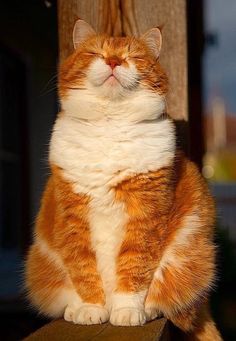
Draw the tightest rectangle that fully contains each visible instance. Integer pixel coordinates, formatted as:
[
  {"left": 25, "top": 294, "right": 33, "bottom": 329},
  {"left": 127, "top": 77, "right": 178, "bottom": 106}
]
[
  {"left": 26, "top": 240, "right": 109, "bottom": 325},
  {"left": 25, "top": 242, "right": 81, "bottom": 319},
  {"left": 59, "top": 248, "right": 109, "bottom": 326},
  {"left": 33, "top": 171, "right": 109, "bottom": 325},
  {"left": 110, "top": 165, "right": 177, "bottom": 326},
  {"left": 145, "top": 216, "right": 222, "bottom": 340},
  {"left": 53, "top": 198, "right": 109, "bottom": 325},
  {"left": 146, "top": 278, "right": 222, "bottom": 341},
  {"left": 109, "top": 220, "right": 156, "bottom": 326},
  {"left": 55, "top": 233, "right": 109, "bottom": 325}
]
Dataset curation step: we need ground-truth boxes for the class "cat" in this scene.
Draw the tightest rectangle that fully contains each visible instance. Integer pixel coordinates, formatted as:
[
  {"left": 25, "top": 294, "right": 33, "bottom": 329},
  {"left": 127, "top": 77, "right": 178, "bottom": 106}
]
[{"left": 25, "top": 19, "right": 222, "bottom": 340}]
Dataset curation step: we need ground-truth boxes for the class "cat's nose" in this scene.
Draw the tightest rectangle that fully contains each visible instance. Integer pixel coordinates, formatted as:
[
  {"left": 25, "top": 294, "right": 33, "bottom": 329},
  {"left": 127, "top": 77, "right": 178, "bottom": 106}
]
[{"left": 105, "top": 56, "right": 122, "bottom": 70}]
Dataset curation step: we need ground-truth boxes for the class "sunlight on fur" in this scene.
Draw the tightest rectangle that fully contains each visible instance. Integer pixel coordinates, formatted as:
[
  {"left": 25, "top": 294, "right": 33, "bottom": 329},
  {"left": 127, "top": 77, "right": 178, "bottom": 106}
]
[{"left": 24, "top": 19, "right": 222, "bottom": 340}]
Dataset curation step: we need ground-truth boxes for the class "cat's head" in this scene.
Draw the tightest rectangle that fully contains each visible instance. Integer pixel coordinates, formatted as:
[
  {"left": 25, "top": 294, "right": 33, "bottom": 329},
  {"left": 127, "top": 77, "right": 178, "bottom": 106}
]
[{"left": 59, "top": 19, "right": 168, "bottom": 122}]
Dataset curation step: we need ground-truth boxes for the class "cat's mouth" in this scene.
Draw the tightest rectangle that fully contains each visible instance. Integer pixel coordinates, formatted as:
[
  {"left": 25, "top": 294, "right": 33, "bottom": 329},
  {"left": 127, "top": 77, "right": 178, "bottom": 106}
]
[
  {"left": 103, "top": 73, "right": 121, "bottom": 86},
  {"left": 87, "top": 61, "right": 138, "bottom": 91}
]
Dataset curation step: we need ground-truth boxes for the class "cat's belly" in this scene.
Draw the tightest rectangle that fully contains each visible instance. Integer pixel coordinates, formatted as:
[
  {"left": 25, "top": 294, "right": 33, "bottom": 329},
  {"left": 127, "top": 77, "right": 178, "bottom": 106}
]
[
  {"left": 49, "top": 116, "right": 175, "bottom": 308},
  {"left": 56, "top": 148, "right": 130, "bottom": 308},
  {"left": 87, "top": 188, "right": 128, "bottom": 310}
]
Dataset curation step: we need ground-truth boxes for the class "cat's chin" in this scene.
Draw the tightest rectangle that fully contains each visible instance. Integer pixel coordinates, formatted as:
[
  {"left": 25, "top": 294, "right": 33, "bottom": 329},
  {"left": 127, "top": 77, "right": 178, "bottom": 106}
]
[
  {"left": 93, "top": 81, "right": 127, "bottom": 99},
  {"left": 93, "top": 78, "right": 139, "bottom": 100}
]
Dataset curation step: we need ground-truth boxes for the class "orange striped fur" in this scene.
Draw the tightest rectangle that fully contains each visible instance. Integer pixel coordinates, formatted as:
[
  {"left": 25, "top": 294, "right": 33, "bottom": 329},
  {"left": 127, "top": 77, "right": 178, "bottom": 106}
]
[{"left": 25, "top": 20, "right": 222, "bottom": 339}]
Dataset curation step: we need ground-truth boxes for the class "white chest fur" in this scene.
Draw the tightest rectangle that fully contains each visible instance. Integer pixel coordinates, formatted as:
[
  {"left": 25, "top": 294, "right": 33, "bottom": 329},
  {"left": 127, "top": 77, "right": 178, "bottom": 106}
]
[{"left": 49, "top": 115, "right": 175, "bottom": 305}]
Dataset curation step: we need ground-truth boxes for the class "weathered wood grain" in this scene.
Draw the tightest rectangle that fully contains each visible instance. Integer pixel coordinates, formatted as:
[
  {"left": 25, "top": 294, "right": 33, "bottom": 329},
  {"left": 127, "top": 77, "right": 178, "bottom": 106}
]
[
  {"left": 58, "top": 0, "right": 187, "bottom": 119},
  {"left": 58, "top": 0, "right": 122, "bottom": 61},
  {"left": 120, "top": 0, "right": 188, "bottom": 120},
  {"left": 24, "top": 318, "right": 170, "bottom": 341}
]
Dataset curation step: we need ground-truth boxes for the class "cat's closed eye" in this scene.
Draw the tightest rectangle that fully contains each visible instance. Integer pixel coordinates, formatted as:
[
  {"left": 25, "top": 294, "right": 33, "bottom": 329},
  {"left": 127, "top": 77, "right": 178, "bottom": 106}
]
[
  {"left": 84, "top": 51, "right": 104, "bottom": 58},
  {"left": 128, "top": 56, "right": 145, "bottom": 62}
]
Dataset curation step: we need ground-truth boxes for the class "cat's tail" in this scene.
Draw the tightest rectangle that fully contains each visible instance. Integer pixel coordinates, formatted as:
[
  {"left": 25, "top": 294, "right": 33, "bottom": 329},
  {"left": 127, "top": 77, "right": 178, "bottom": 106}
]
[
  {"left": 187, "top": 316, "right": 222, "bottom": 341},
  {"left": 170, "top": 303, "right": 223, "bottom": 341}
]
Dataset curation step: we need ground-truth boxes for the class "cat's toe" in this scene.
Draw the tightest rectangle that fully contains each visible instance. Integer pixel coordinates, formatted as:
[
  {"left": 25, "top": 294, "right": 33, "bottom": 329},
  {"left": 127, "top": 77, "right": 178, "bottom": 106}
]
[
  {"left": 64, "top": 305, "right": 76, "bottom": 322},
  {"left": 110, "top": 307, "right": 146, "bottom": 326},
  {"left": 73, "top": 304, "right": 109, "bottom": 325},
  {"left": 145, "top": 307, "right": 163, "bottom": 321}
]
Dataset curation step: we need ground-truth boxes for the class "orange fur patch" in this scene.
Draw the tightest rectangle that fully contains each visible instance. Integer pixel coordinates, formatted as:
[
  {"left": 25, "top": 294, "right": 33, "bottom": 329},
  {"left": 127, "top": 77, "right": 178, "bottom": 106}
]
[
  {"left": 26, "top": 166, "right": 105, "bottom": 309},
  {"left": 25, "top": 243, "right": 70, "bottom": 316}
]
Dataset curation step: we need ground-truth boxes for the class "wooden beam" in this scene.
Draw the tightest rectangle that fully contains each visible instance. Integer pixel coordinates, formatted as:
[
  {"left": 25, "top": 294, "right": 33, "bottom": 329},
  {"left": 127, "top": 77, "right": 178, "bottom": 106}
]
[
  {"left": 25, "top": 318, "right": 170, "bottom": 340},
  {"left": 58, "top": 0, "right": 188, "bottom": 120}
]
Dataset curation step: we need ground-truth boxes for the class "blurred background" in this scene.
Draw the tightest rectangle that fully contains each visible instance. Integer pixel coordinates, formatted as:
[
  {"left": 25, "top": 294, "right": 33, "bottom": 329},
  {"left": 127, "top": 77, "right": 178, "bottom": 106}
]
[
  {"left": 0, "top": 0, "right": 235, "bottom": 340},
  {"left": 202, "top": 1, "right": 236, "bottom": 339}
]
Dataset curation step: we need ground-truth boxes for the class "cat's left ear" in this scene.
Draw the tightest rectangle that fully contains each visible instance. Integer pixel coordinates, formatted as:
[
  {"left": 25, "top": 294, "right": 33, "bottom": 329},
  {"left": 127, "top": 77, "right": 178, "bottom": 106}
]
[
  {"left": 73, "top": 19, "right": 96, "bottom": 49},
  {"left": 141, "top": 27, "right": 162, "bottom": 59}
]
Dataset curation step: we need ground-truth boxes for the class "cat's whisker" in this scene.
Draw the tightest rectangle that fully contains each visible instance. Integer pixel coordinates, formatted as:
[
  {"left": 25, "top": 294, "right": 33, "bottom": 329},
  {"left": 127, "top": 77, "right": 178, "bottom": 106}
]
[
  {"left": 66, "top": 87, "right": 87, "bottom": 90},
  {"left": 39, "top": 85, "right": 58, "bottom": 97},
  {"left": 40, "top": 73, "right": 58, "bottom": 94}
]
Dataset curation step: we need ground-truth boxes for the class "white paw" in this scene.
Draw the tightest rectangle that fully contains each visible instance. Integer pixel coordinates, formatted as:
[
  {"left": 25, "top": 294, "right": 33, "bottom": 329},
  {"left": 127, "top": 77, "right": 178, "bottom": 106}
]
[
  {"left": 145, "top": 307, "right": 163, "bottom": 321},
  {"left": 64, "top": 305, "right": 76, "bottom": 322},
  {"left": 110, "top": 307, "right": 146, "bottom": 326},
  {"left": 64, "top": 304, "right": 109, "bottom": 325}
]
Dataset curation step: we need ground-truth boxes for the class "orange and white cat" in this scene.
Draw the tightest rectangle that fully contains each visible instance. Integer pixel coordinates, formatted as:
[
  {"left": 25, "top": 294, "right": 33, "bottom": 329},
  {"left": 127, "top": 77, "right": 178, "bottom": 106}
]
[{"left": 25, "top": 20, "right": 222, "bottom": 340}]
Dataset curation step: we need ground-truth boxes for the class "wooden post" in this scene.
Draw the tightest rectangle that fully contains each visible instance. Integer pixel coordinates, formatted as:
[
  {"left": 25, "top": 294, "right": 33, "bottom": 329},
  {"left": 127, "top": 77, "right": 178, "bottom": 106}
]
[
  {"left": 58, "top": 0, "right": 122, "bottom": 61},
  {"left": 121, "top": 0, "right": 187, "bottom": 120},
  {"left": 58, "top": 0, "right": 187, "bottom": 120}
]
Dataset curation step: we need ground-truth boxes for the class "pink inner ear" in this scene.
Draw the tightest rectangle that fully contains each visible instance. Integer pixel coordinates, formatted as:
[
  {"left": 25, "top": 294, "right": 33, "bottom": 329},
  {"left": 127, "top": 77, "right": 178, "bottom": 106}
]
[{"left": 73, "top": 20, "right": 96, "bottom": 49}]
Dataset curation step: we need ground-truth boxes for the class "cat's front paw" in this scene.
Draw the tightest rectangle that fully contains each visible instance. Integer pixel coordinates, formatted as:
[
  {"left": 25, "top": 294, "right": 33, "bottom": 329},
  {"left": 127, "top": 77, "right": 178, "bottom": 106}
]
[
  {"left": 64, "top": 303, "right": 109, "bottom": 325},
  {"left": 110, "top": 307, "right": 146, "bottom": 326}
]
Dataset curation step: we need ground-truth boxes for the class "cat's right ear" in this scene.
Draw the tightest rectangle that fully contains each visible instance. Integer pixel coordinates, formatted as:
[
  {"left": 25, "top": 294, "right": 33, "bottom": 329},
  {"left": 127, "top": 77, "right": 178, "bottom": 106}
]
[
  {"left": 141, "top": 27, "right": 162, "bottom": 59},
  {"left": 73, "top": 19, "right": 96, "bottom": 49}
]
